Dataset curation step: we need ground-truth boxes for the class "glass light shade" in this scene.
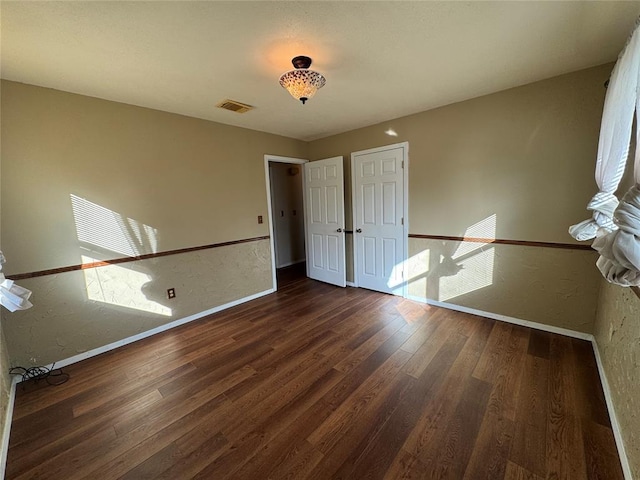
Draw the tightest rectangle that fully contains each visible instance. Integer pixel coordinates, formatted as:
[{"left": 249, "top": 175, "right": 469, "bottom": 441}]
[{"left": 279, "top": 69, "right": 326, "bottom": 104}]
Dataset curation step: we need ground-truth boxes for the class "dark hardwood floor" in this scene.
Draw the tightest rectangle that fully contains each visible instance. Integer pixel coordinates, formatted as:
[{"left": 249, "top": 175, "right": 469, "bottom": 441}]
[
  {"left": 276, "top": 262, "right": 308, "bottom": 288},
  {"left": 6, "top": 271, "right": 623, "bottom": 479}
]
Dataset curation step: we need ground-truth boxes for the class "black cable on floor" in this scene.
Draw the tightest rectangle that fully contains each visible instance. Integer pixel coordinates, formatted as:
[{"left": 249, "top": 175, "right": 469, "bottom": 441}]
[{"left": 9, "top": 363, "right": 70, "bottom": 386}]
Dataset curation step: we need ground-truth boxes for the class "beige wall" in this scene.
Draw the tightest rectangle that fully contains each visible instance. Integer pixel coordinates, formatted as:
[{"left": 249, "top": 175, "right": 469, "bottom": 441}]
[
  {"left": 594, "top": 282, "right": 640, "bottom": 478},
  {"left": 1, "top": 81, "right": 307, "bottom": 274},
  {"left": 408, "top": 238, "right": 599, "bottom": 332},
  {"left": 309, "top": 64, "right": 611, "bottom": 332},
  {"left": 5, "top": 240, "right": 272, "bottom": 366},
  {"left": 1, "top": 80, "right": 307, "bottom": 366},
  {"left": 310, "top": 64, "right": 609, "bottom": 243}
]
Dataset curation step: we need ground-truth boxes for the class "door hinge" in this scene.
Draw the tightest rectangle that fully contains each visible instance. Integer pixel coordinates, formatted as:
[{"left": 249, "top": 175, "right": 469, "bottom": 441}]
[
  {"left": 401, "top": 161, "right": 404, "bottom": 169},
  {"left": 401, "top": 217, "right": 404, "bottom": 225}
]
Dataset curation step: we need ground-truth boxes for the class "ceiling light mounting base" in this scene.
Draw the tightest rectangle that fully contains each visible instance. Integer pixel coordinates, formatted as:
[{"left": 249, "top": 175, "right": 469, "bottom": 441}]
[{"left": 292, "top": 56, "right": 312, "bottom": 69}]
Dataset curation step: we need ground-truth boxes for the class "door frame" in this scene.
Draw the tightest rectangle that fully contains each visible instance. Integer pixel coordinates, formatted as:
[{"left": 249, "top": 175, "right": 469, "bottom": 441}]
[
  {"left": 351, "top": 141, "right": 409, "bottom": 296},
  {"left": 264, "top": 154, "right": 308, "bottom": 291}
]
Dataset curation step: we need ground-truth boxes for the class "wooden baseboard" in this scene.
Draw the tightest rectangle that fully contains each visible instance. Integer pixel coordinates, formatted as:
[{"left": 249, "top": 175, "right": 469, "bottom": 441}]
[
  {"left": 7, "top": 236, "right": 270, "bottom": 281},
  {"left": 408, "top": 234, "right": 593, "bottom": 251}
]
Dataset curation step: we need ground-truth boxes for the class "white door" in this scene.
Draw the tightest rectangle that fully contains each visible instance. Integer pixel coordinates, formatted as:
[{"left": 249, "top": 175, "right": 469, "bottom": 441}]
[
  {"left": 352, "top": 143, "right": 407, "bottom": 295},
  {"left": 304, "top": 157, "right": 346, "bottom": 287}
]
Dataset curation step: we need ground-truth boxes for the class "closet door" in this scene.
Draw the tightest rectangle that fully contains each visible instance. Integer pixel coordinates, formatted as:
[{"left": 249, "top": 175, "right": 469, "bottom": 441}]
[
  {"left": 303, "top": 156, "right": 346, "bottom": 287},
  {"left": 352, "top": 143, "right": 408, "bottom": 295}
]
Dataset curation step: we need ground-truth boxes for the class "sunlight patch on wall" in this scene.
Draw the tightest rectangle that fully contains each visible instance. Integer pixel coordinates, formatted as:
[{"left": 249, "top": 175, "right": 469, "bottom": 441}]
[
  {"left": 71, "top": 194, "right": 158, "bottom": 257},
  {"left": 82, "top": 256, "right": 171, "bottom": 316},
  {"left": 439, "top": 248, "right": 495, "bottom": 302},
  {"left": 389, "top": 247, "right": 432, "bottom": 292},
  {"left": 404, "top": 248, "right": 430, "bottom": 295},
  {"left": 71, "top": 195, "right": 168, "bottom": 316},
  {"left": 451, "top": 214, "right": 496, "bottom": 259},
  {"left": 439, "top": 213, "right": 496, "bottom": 302}
]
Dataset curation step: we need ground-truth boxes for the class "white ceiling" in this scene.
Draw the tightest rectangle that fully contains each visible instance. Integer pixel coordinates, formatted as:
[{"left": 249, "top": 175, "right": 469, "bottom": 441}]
[{"left": 2, "top": 1, "right": 640, "bottom": 141}]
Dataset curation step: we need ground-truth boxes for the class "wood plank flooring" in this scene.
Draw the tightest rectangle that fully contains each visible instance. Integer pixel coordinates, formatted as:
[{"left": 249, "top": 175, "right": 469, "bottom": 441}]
[{"left": 5, "top": 269, "right": 623, "bottom": 479}]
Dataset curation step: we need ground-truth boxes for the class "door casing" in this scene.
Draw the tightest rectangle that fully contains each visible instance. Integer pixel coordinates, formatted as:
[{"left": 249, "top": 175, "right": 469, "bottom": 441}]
[{"left": 264, "top": 154, "right": 308, "bottom": 290}]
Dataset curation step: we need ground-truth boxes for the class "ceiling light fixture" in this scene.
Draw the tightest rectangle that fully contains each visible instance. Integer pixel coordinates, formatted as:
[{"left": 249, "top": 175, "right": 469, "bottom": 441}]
[{"left": 279, "top": 56, "right": 326, "bottom": 105}]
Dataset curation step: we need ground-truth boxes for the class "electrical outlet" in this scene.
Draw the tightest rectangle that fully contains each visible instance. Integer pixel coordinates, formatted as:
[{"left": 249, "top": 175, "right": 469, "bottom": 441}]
[
  {"left": 167, "top": 288, "right": 176, "bottom": 299},
  {"left": 258, "top": 215, "right": 263, "bottom": 224}
]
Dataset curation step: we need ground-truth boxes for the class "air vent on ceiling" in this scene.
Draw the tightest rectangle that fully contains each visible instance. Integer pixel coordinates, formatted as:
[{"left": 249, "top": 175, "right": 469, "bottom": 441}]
[{"left": 215, "top": 99, "right": 254, "bottom": 113}]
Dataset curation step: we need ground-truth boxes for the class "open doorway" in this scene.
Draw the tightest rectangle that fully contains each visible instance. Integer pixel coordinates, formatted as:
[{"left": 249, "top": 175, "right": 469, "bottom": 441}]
[{"left": 264, "top": 155, "right": 307, "bottom": 289}]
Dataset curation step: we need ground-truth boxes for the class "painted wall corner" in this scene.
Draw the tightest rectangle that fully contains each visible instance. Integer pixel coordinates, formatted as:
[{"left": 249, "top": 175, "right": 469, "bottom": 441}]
[
  {"left": 593, "top": 279, "right": 640, "bottom": 479},
  {"left": 0, "top": 312, "right": 12, "bottom": 469}
]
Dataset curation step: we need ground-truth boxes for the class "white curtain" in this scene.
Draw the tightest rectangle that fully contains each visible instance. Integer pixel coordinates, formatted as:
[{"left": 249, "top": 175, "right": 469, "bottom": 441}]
[
  {"left": 570, "top": 19, "right": 640, "bottom": 287},
  {"left": 0, "top": 251, "right": 33, "bottom": 312},
  {"left": 569, "top": 20, "right": 640, "bottom": 241},
  {"left": 593, "top": 133, "right": 640, "bottom": 286}
]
